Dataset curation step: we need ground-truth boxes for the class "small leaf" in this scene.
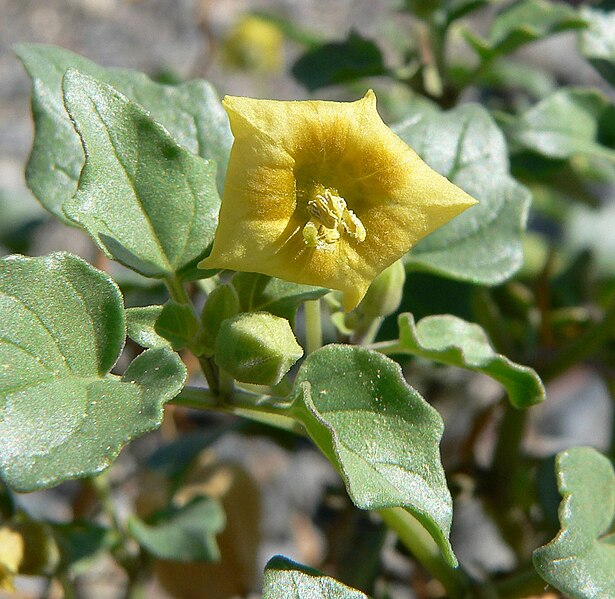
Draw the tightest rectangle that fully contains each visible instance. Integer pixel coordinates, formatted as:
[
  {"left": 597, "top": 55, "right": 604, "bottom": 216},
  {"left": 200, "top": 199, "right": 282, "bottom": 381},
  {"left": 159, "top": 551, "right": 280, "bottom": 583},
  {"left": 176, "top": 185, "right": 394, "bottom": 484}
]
[
  {"left": 533, "top": 446, "right": 615, "bottom": 598},
  {"left": 0, "top": 252, "right": 186, "bottom": 491},
  {"left": 291, "top": 345, "right": 455, "bottom": 566},
  {"left": 391, "top": 313, "right": 545, "bottom": 408},
  {"left": 394, "top": 104, "right": 531, "bottom": 284},
  {"left": 263, "top": 555, "right": 370, "bottom": 599},
  {"left": 441, "top": 0, "right": 492, "bottom": 26},
  {"left": 62, "top": 70, "right": 221, "bottom": 279},
  {"left": 126, "top": 306, "right": 169, "bottom": 349},
  {"left": 15, "top": 43, "right": 231, "bottom": 223},
  {"left": 155, "top": 302, "right": 201, "bottom": 353},
  {"left": 51, "top": 522, "right": 112, "bottom": 571},
  {"left": 129, "top": 496, "right": 225, "bottom": 562},
  {"left": 292, "top": 31, "right": 387, "bottom": 91},
  {"left": 579, "top": 7, "right": 615, "bottom": 87},
  {"left": 231, "top": 272, "right": 328, "bottom": 323},
  {"left": 464, "top": 0, "right": 586, "bottom": 61},
  {"left": 507, "top": 88, "right": 615, "bottom": 163}
]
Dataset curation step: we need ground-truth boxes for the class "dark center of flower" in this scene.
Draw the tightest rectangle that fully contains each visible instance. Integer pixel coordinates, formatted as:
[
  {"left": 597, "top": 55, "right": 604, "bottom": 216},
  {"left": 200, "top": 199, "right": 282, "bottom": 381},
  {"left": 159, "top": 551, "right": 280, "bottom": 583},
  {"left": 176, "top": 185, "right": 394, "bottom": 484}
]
[{"left": 302, "top": 186, "right": 366, "bottom": 250}]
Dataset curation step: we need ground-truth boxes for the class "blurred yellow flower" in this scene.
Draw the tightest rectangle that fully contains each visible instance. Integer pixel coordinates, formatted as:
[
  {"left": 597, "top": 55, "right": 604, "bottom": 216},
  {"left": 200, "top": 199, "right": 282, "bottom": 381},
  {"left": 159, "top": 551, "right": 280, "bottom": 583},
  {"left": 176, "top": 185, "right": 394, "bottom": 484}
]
[
  {"left": 199, "top": 91, "right": 477, "bottom": 311},
  {"left": 222, "top": 16, "right": 283, "bottom": 74},
  {"left": 0, "top": 527, "right": 23, "bottom": 591}
]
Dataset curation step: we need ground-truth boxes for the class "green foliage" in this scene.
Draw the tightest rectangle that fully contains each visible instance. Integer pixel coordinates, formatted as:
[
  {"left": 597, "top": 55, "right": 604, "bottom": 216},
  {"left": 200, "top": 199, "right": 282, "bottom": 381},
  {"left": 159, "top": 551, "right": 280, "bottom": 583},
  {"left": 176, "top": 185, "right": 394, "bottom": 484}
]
[
  {"left": 128, "top": 496, "right": 225, "bottom": 562},
  {"left": 464, "top": 0, "right": 586, "bottom": 62},
  {"left": 125, "top": 305, "right": 169, "bottom": 349},
  {"left": 263, "top": 555, "right": 370, "bottom": 599},
  {"left": 155, "top": 302, "right": 201, "bottom": 353},
  {"left": 62, "top": 70, "right": 221, "bottom": 279},
  {"left": 395, "top": 104, "right": 531, "bottom": 284},
  {"left": 533, "top": 447, "right": 615, "bottom": 598},
  {"left": 389, "top": 313, "right": 545, "bottom": 408},
  {"left": 0, "top": 253, "right": 186, "bottom": 491},
  {"left": 579, "top": 7, "right": 615, "bottom": 87},
  {"left": 290, "top": 345, "right": 455, "bottom": 566},
  {"left": 231, "top": 272, "right": 328, "bottom": 323},
  {"left": 15, "top": 44, "right": 231, "bottom": 223},
  {"left": 506, "top": 88, "right": 615, "bottom": 161},
  {"left": 292, "top": 31, "right": 387, "bottom": 91}
]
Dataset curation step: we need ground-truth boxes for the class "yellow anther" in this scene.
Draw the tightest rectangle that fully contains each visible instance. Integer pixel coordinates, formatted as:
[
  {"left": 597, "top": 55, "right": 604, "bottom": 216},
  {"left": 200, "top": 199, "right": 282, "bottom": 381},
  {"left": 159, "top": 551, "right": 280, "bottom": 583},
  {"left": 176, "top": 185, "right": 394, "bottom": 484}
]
[{"left": 302, "top": 187, "right": 365, "bottom": 249}]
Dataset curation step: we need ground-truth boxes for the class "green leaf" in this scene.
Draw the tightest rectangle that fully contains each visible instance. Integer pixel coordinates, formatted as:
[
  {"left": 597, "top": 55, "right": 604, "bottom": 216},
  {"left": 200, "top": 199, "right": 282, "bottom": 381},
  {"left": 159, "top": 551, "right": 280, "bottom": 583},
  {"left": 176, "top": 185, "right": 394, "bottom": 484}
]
[
  {"left": 51, "top": 521, "right": 113, "bottom": 571},
  {"left": 506, "top": 88, "right": 615, "bottom": 161},
  {"left": 394, "top": 104, "right": 531, "bottom": 284},
  {"left": 390, "top": 313, "right": 545, "bottom": 408},
  {"left": 263, "top": 555, "right": 370, "bottom": 599},
  {"left": 0, "top": 252, "right": 186, "bottom": 491},
  {"left": 125, "top": 305, "right": 169, "bottom": 349},
  {"left": 290, "top": 345, "right": 455, "bottom": 566},
  {"left": 439, "top": 0, "right": 492, "bottom": 27},
  {"left": 292, "top": 31, "right": 387, "bottom": 91},
  {"left": 62, "top": 69, "right": 221, "bottom": 279},
  {"left": 128, "top": 496, "right": 225, "bottom": 562},
  {"left": 231, "top": 272, "right": 328, "bottom": 323},
  {"left": 15, "top": 43, "right": 231, "bottom": 223},
  {"left": 464, "top": 0, "right": 586, "bottom": 61},
  {"left": 579, "top": 8, "right": 615, "bottom": 87},
  {"left": 533, "top": 447, "right": 615, "bottom": 598},
  {"left": 155, "top": 302, "right": 201, "bottom": 353}
]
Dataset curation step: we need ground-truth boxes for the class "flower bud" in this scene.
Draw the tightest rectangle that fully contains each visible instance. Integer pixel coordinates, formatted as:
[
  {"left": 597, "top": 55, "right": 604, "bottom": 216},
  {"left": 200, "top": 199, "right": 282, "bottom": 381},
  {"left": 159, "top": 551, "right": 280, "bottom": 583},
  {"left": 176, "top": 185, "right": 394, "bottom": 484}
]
[
  {"left": 214, "top": 312, "right": 303, "bottom": 386},
  {"left": 358, "top": 260, "right": 406, "bottom": 317},
  {"left": 200, "top": 284, "right": 240, "bottom": 354}
]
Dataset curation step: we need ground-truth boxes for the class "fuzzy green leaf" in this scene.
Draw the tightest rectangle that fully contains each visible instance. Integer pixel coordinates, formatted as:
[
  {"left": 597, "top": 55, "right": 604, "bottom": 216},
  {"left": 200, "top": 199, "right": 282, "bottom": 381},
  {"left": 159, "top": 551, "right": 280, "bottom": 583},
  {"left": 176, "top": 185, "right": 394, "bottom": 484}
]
[
  {"left": 464, "top": 0, "right": 586, "bottom": 61},
  {"left": 291, "top": 345, "right": 455, "bottom": 566},
  {"left": 394, "top": 104, "right": 530, "bottom": 284},
  {"left": 506, "top": 88, "right": 615, "bottom": 162},
  {"left": 128, "top": 496, "right": 225, "bottom": 562},
  {"left": 389, "top": 313, "right": 545, "bottom": 408},
  {"left": 263, "top": 555, "right": 370, "bottom": 599},
  {"left": 155, "top": 302, "right": 201, "bottom": 353},
  {"left": 579, "top": 8, "right": 615, "bottom": 87},
  {"left": 125, "top": 306, "right": 169, "bottom": 349},
  {"left": 62, "top": 70, "right": 220, "bottom": 279},
  {"left": 533, "top": 447, "right": 615, "bottom": 598},
  {"left": 231, "top": 272, "right": 328, "bottom": 323},
  {"left": 15, "top": 44, "right": 231, "bottom": 224},
  {"left": 0, "top": 253, "right": 186, "bottom": 491}
]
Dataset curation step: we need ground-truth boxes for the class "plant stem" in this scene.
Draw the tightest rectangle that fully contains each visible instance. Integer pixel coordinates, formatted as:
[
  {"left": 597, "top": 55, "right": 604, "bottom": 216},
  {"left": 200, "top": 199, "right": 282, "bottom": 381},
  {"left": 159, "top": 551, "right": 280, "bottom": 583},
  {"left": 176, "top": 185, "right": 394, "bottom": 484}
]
[
  {"left": 170, "top": 386, "right": 302, "bottom": 434},
  {"left": 164, "top": 276, "right": 191, "bottom": 305},
  {"left": 90, "top": 472, "right": 122, "bottom": 532},
  {"left": 492, "top": 566, "right": 547, "bottom": 599},
  {"left": 198, "top": 355, "right": 219, "bottom": 395},
  {"left": 541, "top": 291, "right": 615, "bottom": 382},
  {"left": 351, "top": 316, "right": 384, "bottom": 346},
  {"left": 378, "top": 508, "right": 469, "bottom": 598},
  {"left": 304, "top": 299, "right": 323, "bottom": 354}
]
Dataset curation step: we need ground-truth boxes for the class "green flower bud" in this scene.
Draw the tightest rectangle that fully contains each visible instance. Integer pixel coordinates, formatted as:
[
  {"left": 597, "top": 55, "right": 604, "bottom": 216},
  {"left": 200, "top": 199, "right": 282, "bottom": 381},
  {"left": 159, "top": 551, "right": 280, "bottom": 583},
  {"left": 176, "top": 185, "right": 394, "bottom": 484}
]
[
  {"left": 358, "top": 259, "right": 406, "bottom": 317},
  {"left": 200, "top": 284, "right": 240, "bottom": 354},
  {"left": 214, "top": 312, "right": 303, "bottom": 386}
]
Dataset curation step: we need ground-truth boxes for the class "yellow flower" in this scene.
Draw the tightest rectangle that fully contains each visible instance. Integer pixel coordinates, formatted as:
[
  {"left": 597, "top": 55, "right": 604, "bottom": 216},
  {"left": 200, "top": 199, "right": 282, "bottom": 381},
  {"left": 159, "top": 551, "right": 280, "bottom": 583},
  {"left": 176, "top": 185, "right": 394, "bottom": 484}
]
[
  {"left": 199, "top": 91, "right": 477, "bottom": 311},
  {"left": 222, "top": 16, "right": 283, "bottom": 74},
  {"left": 0, "top": 527, "right": 23, "bottom": 591}
]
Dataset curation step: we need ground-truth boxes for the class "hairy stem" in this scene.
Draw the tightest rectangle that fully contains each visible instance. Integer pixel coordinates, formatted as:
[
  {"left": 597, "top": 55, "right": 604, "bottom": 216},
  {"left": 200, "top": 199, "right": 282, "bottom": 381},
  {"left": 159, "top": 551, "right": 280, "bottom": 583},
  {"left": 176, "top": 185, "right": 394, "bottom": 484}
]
[
  {"left": 378, "top": 508, "right": 469, "bottom": 598},
  {"left": 304, "top": 299, "right": 323, "bottom": 354}
]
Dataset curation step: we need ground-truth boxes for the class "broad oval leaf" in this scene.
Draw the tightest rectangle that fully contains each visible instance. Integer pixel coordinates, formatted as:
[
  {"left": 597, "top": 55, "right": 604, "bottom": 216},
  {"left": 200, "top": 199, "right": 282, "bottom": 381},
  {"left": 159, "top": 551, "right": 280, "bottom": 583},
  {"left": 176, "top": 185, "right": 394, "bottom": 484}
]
[
  {"left": 15, "top": 43, "right": 231, "bottom": 223},
  {"left": 464, "top": 0, "right": 586, "bottom": 61},
  {"left": 290, "top": 345, "right": 455, "bottom": 566},
  {"left": 125, "top": 305, "right": 169, "bottom": 349},
  {"left": 394, "top": 104, "right": 531, "bottom": 284},
  {"left": 62, "top": 70, "right": 221, "bottom": 279},
  {"left": 533, "top": 446, "right": 615, "bottom": 598},
  {"left": 128, "top": 495, "right": 225, "bottom": 562},
  {"left": 388, "top": 313, "right": 545, "bottom": 408},
  {"left": 506, "top": 88, "right": 615, "bottom": 162},
  {"left": 263, "top": 555, "right": 370, "bottom": 599},
  {"left": 579, "top": 7, "right": 615, "bottom": 87},
  {"left": 0, "top": 252, "right": 186, "bottom": 491}
]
